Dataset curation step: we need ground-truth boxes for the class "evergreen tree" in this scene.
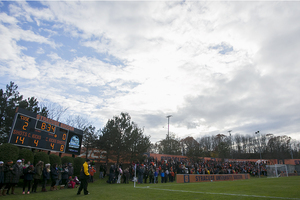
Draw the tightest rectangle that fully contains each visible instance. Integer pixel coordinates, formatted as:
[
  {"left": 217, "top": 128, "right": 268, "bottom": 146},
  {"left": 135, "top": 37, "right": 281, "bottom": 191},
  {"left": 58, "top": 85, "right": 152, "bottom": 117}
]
[
  {"left": 0, "top": 82, "right": 48, "bottom": 143},
  {"left": 82, "top": 125, "right": 98, "bottom": 159},
  {"left": 99, "top": 113, "right": 151, "bottom": 163},
  {"left": 156, "top": 133, "right": 181, "bottom": 155},
  {"left": 0, "top": 82, "right": 23, "bottom": 143}
]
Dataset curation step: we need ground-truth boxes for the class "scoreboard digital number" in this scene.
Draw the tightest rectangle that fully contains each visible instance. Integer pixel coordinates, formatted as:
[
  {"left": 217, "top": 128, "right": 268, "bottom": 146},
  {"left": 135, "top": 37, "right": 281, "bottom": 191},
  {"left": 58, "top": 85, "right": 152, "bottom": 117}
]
[{"left": 8, "top": 107, "right": 83, "bottom": 155}]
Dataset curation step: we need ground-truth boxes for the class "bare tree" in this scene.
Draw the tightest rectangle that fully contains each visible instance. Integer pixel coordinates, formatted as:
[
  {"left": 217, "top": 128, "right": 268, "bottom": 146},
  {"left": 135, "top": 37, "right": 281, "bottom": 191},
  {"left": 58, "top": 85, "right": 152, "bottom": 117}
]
[
  {"left": 39, "top": 102, "right": 68, "bottom": 121},
  {"left": 65, "top": 115, "right": 90, "bottom": 130}
]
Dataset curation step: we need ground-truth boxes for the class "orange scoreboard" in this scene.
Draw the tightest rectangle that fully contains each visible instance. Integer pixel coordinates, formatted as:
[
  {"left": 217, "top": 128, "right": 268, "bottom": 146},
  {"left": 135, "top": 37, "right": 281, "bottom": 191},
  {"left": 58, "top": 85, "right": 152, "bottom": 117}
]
[{"left": 8, "top": 107, "right": 83, "bottom": 155}]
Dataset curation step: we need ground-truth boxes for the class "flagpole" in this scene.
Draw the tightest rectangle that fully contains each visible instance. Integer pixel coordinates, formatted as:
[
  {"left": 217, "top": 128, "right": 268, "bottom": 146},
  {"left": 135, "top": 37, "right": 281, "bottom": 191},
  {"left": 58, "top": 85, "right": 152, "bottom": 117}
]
[{"left": 134, "top": 164, "right": 137, "bottom": 188}]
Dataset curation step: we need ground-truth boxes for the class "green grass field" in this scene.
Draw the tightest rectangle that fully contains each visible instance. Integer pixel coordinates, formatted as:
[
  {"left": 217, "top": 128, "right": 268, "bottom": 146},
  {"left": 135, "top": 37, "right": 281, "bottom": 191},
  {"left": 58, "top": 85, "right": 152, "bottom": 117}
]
[{"left": 2, "top": 175, "right": 300, "bottom": 200}]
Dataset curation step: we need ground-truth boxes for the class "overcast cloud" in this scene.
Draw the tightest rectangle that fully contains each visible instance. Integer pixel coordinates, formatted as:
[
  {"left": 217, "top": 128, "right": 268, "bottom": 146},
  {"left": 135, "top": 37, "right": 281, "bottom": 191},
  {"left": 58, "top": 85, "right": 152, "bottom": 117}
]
[{"left": 0, "top": 1, "right": 299, "bottom": 143}]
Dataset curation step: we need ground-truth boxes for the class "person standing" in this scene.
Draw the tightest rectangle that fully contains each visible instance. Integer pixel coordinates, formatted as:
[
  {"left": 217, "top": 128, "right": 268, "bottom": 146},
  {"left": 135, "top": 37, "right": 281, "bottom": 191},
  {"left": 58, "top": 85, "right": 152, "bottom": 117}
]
[
  {"left": 61, "top": 164, "right": 69, "bottom": 186},
  {"left": 148, "top": 168, "right": 154, "bottom": 184},
  {"left": 2, "top": 160, "right": 14, "bottom": 196},
  {"left": 170, "top": 170, "right": 175, "bottom": 182},
  {"left": 68, "top": 163, "right": 74, "bottom": 178},
  {"left": 22, "top": 164, "right": 35, "bottom": 194},
  {"left": 123, "top": 168, "right": 130, "bottom": 184},
  {"left": 0, "top": 161, "right": 4, "bottom": 196},
  {"left": 103, "top": 163, "right": 107, "bottom": 178},
  {"left": 161, "top": 170, "right": 165, "bottom": 183},
  {"left": 57, "top": 164, "right": 62, "bottom": 186},
  {"left": 89, "top": 166, "right": 96, "bottom": 183},
  {"left": 143, "top": 167, "right": 148, "bottom": 183},
  {"left": 114, "top": 163, "right": 118, "bottom": 183},
  {"left": 10, "top": 159, "right": 23, "bottom": 194},
  {"left": 165, "top": 169, "right": 169, "bottom": 183},
  {"left": 77, "top": 159, "right": 90, "bottom": 195},
  {"left": 50, "top": 163, "right": 58, "bottom": 191},
  {"left": 32, "top": 161, "right": 43, "bottom": 193},
  {"left": 42, "top": 163, "right": 50, "bottom": 192},
  {"left": 108, "top": 165, "right": 115, "bottom": 184},
  {"left": 99, "top": 164, "right": 104, "bottom": 179},
  {"left": 154, "top": 169, "right": 158, "bottom": 184},
  {"left": 116, "top": 166, "right": 122, "bottom": 184},
  {"left": 137, "top": 165, "right": 144, "bottom": 184}
]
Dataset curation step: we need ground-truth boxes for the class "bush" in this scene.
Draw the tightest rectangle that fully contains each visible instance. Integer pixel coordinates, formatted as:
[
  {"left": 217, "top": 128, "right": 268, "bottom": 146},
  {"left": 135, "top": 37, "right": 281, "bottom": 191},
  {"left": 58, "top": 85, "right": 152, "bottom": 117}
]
[
  {"left": 19, "top": 148, "right": 34, "bottom": 164},
  {"left": 0, "top": 143, "right": 19, "bottom": 163},
  {"left": 49, "top": 154, "right": 61, "bottom": 166},
  {"left": 61, "top": 156, "right": 74, "bottom": 166},
  {"left": 74, "top": 157, "right": 85, "bottom": 176},
  {"left": 34, "top": 151, "right": 50, "bottom": 165}
]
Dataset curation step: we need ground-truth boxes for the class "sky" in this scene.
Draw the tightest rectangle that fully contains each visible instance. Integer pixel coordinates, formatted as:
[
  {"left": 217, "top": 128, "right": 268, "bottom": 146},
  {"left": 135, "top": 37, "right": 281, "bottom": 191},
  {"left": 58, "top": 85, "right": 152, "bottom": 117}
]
[{"left": 1, "top": 1, "right": 299, "bottom": 143}]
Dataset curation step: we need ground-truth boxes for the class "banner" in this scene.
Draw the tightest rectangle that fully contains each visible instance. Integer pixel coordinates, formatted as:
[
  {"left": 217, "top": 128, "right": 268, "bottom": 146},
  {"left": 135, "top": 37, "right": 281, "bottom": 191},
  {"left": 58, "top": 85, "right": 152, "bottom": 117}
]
[{"left": 177, "top": 174, "right": 250, "bottom": 183}]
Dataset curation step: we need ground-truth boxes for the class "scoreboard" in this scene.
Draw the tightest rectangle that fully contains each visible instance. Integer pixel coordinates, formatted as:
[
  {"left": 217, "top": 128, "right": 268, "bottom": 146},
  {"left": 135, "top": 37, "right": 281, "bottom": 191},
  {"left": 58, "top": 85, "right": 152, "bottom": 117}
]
[{"left": 8, "top": 107, "right": 83, "bottom": 155}]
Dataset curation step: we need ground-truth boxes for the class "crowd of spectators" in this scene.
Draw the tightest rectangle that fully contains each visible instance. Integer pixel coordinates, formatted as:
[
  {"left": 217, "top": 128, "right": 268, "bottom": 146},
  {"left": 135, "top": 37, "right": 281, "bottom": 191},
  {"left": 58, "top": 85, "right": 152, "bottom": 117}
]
[
  {"left": 0, "top": 159, "right": 80, "bottom": 196},
  {"left": 0, "top": 156, "right": 269, "bottom": 195},
  {"left": 101, "top": 157, "right": 268, "bottom": 184}
]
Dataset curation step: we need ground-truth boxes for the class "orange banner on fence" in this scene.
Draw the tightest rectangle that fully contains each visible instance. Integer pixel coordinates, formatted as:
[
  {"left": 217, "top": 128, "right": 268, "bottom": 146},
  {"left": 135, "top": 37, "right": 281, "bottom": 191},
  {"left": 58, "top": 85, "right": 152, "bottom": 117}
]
[
  {"left": 282, "top": 159, "right": 300, "bottom": 165},
  {"left": 177, "top": 174, "right": 250, "bottom": 183}
]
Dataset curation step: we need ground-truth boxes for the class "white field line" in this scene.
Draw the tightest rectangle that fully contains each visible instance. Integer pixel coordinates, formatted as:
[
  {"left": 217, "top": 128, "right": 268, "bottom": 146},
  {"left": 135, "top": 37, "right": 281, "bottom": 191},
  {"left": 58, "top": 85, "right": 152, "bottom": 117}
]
[{"left": 135, "top": 186, "right": 300, "bottom": 200}]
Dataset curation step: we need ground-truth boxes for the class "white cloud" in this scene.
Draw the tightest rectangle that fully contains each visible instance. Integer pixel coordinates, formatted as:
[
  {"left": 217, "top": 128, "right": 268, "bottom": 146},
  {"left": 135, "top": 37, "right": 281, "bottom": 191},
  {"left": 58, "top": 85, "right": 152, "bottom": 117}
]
[
  {"left": 36, "top": 47, "right": 44, "bottom": 54},
  {"left": 1, "top": 1, "right": 300, "bottom": 143}
]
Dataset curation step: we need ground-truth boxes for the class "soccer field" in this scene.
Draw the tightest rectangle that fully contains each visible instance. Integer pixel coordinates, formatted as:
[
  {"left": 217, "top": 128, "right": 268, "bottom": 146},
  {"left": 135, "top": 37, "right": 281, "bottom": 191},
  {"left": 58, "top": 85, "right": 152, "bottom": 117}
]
[{"left": 3, "top": 176, "right": 300, "bottom": 200}]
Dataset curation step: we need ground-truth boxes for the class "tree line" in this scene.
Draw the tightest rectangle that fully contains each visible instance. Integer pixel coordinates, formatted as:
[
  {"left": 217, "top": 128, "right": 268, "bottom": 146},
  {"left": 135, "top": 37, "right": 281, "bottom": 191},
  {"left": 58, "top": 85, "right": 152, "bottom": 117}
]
[
  {"left": 151, "top": 132, "right": 300, "bottom": 161},
  {"left": 1, "top": 82, "right": 299, "bottom": 163}
]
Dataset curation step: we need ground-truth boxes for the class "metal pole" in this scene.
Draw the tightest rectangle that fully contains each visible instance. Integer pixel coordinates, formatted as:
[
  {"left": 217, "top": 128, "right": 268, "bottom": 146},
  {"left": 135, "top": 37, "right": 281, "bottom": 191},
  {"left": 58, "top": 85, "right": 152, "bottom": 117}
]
[
  {"left": 182, "top": 142, "right": 183, "bottom": 156},
  {"left": 228, "top": 130, "right": 232, "bottom": 159},
  {"left": 255, "top": 131, "right": 261, "bottom": 178},
  {"left": 290, "top": 143, "right": 293, "bottom": 159},
  {"left": 166, "top": 115, "right": 172, "bottom": 153},
  {"left": 134, "top": 164, "right": 136, "bottom": 187}
]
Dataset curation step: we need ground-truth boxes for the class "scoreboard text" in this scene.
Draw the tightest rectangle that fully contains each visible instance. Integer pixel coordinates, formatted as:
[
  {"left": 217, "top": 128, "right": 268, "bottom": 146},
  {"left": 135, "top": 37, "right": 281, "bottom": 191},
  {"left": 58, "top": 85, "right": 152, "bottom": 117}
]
[{"left": 8, "top": 107, "right": 83, "bottom": 155}]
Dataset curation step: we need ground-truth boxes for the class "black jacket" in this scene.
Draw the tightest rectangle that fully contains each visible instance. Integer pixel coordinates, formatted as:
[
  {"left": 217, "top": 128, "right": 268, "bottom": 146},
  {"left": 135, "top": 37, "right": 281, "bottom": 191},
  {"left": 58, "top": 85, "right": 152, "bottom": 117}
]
[
  {"left": 43, "top": 167, "right": 50, "bottom": 180},
  {"left": 23, "top": 166, "right": 35, "bottom": 181},
  {"left": 50, "top": 166, "right": 59, "bottom": 180}
]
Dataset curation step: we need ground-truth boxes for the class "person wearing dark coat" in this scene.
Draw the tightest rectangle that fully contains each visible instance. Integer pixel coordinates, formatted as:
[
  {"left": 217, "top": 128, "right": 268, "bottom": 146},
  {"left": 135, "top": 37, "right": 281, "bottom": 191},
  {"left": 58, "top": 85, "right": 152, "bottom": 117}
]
[
  {"left": 23, "top": 165, "right": 35, "bottom": 194},
  {"left": 108, "top": 165, "right": 115, "bottom": 184},
  {"left": 103, "top": 163, "right": 107, "bottom": 178},
  {"left": 138, "top": 165, "right": 144, "bottom": 184},
  {"left": 61, "top": 164, "right": 69, "bottom": 186},
  {"left": 32, "top": 161, "right": 43, "bottom": 193},
  {"left": 10, "top": 159, "right": 23, "bottom": 195},
  {"left": 2, "top": 160, "right": 14, "bottom": 196},
  {"left": 68, "top": 163, "right": 74, "bottom": 178},
  {"left": 42, "top": 163, "right": 50, "bottom": 192},
  {"left": 0, "top": 161, "right": 4, "bottom": 196},
  {"left": 50, "top": 163, "right": 59, "bottom": 191},
  {"left": 99, "top": 164, "right": 104, "bottom": 179}
]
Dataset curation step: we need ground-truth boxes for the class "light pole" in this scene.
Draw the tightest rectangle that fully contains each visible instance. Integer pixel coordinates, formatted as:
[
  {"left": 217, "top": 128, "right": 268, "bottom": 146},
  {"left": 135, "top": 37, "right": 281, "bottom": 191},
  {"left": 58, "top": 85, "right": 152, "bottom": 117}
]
[
  {"left": 181, "top": 141, "right": 184, "bottom": 156},
  {"left": 255, "top": 131, "right": 262, "bottom": 178},
  {"left": 166, "top": 115, "right": 172, "bottom": 153},
  {"left": 289, "top": 138, "right": 294, "bottom": 159},
  {"left": 228, "top": 130, "right": 233, "bottom": 159}
]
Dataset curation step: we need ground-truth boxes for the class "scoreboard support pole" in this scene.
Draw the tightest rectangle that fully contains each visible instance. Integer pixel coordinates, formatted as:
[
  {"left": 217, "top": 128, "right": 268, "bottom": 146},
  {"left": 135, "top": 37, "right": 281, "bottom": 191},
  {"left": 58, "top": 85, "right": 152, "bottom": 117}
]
[
  {"left": 59, "top": 153, "right": 62, "bottom": 158},
  {"left": 48, "top": 151, "right": 51, "bottom": 155}
]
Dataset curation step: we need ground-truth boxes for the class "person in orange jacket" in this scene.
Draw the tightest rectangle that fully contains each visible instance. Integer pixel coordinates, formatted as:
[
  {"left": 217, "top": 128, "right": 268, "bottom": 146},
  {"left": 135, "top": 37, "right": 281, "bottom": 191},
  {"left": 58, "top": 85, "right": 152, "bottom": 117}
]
[{"left": 89, "top": 166, "right": 96, "bottom": 183}]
